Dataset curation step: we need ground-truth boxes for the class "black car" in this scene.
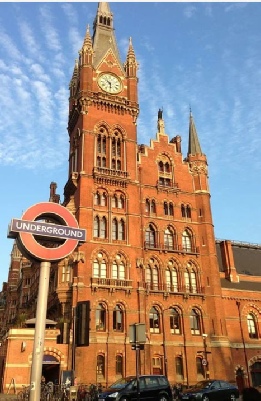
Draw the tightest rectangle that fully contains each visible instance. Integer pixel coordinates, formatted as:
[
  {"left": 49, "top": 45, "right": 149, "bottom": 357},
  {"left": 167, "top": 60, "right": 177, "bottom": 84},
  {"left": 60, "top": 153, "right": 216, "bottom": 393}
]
[
  {"left": 98, "top": 375, "right": 172, "bottom": 401},
  {"left": 178, "top": 380, "right": 239, "bottom": 401}
]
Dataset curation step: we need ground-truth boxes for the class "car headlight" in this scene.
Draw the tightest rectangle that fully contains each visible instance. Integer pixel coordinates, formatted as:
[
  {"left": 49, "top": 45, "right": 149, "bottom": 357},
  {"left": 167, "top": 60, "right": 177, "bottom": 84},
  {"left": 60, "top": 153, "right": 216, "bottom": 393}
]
[{"left": 108, "top": 392, "right": 119, "bottom": 398}]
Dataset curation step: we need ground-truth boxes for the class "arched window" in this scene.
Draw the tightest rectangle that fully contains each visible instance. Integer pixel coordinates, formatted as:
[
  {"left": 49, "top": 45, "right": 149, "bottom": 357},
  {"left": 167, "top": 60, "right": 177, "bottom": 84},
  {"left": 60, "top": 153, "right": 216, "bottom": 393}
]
[
  {"left": 94, "top": 192, "right": 100, "bottom": 206},
  {"left": 96, "top": 354, "right": 105, "bottom": 378},
  {"left": 96, "top": 128, "right": 107, "bottom": 167},
  {"left": 111, "top": 130, "right": 123, "bottom": 170},
  {"left": 158, "top": 159, "right": 172, "bottom": 187},
  {"left": 184, "top": 268, "right": 197, "bottom": 293},
  {"left": 146, "top": 258, "right": 159, "bottom": 290},
  {"left": 93, "top": 216, "right": 107, "bottom": 239},
  {"left": 93, "top": 256, "right": 107, "bottom": 278},
  {"left": 181, "top": 204, "right": 191, "bottom": 219},
  {"left": 182, "top": 229, "right": 192, "bottom": 252},
  {"left": 113, "top": 304, "right": 124, "bottom": 331},
  {"left": 116, "top": 355, "right": 123, "bottom": 376},
  {"left": 164, "top": 227, "right": 176, "bottom": 250},
  {"left": 96, "top": 304, "right": 106, "bottom": 331},
  {"left": 112, "top": 218, "right": 125, "bottom": 241},
  {"left": 101, "top": 192, "right": 107, "bottom": 206},
  {"left": 112, "top": 254, "right": 126, "bottom": 280},
  {"left": 145, "top": 199, "right": 156, "bottom": 215},
  {"left": 145, "top": 224, "right": 156, "bottom": 248},
  {"left": 166, "top": 265, "right": 178, "bottom": 292},
  {"left": 170, "top": 308, "right": 181, "bottom": 334},
  {"left": 100, "top": 217, "right": 107, "bottom": 238},
  {"left": 247, "top": 313, "right": 258, "bottom": 339},
  {"left": 190, "top": 309, "right": 201, "bottom": 335},
  {"left": 149, "top": 306, "right": 160, "bottom": 333}
]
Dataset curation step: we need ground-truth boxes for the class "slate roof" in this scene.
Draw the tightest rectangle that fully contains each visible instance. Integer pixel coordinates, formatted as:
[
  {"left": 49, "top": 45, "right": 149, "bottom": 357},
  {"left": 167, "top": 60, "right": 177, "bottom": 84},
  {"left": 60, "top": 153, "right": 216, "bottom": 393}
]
[{"left": 216, "top": 240, "right": 261, "bottom": 276}]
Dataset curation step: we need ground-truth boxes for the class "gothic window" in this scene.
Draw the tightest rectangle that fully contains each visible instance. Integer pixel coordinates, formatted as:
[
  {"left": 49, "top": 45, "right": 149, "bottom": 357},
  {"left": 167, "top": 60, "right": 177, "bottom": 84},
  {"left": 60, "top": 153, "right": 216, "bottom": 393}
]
[
  {"left": 145, "top": 199, "right": 156, "bottom": 215},
  {"left": 146, "top": 258, "right": 159, "bottom": 290},
  {"left": 112, "top": 218, "right": 125, "bottom": 241},
  {"left": 94, "top": 191, "right": 107, "bottom": 206},
  {"left": 94, "top": 192, "right": 100, "bottom": 205},
  {"left": 184, "top": 269, "right": 197, "bottom": 293},
  {"left": 190, "top": 309, "right": 201, "bottom": 335},
  {"left": 116, "top": 355, "right": 123, "bottom": 376},
  {"left": 112, "top": 193, "right": 125, "bottom": 209},
  {"left": 145, "top": 224, "right": 157, "bottom": 248},
  {"left": 164, "top": 202, "right": 174, "bottom": 216},
  {"left": 93, "top": 216, "right": 107, "bottom": 239},
  {"left": 175, "top": 357, "right": 184, "bottom": 381},
  {"left": 166, "top": 265, "right": 178, "bottom": 292},
  {"left": 111, "top": 130, "right": 123, "bottom": 171},
  {"left": 96, "top": 354, "right": 105, "bottom": 378},
  {"left": 181, "top": 204, "right": 192, "bottom": 219},
  {"left": 158, "top": 159, "right": 172, "bottom": 187},
  {"left": 149, "top": 306, "right": 160, "bottom": 333},
  {"left": 96, "top": 304, "right": 106, "bottom": 331},
  {"left": 96, "top": 128, "right": 108, "bottom": 167},
  {"left": 164, "top": 227, "right": 176, "bottom": 250},
  {"left": 113, "top": 304, "right": 124, "bottom": 332},
  {"left": 170, "top": 308, "right": 181, "bottom": 334},
  {"left": 112, "top": 254, "right": 126, "bottom": 280},
  {"left": 93, "top": 254, "right": 107, "bottom": 278},
  {"left": 196, "top": 357, "right": 204, "bottom": 380},
  {"left": 182, "top": 229, "right": 193, "bottom": 252},
  {"left": 247, "top": 313, "right": 258, "bottom": 339}
]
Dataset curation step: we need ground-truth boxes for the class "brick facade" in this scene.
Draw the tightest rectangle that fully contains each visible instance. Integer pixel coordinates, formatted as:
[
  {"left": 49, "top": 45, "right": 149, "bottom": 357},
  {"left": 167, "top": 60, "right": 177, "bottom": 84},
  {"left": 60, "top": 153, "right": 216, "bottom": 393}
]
[{"left": 0, "top": 2, "right": 261, "bottom": 394}]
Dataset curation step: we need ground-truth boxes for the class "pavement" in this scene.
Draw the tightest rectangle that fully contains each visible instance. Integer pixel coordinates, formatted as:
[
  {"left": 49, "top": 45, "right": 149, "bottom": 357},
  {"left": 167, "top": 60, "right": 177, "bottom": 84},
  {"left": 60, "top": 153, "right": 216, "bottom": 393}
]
[{"left": 0, "top": 395, "right": 17, "bottom": 401}]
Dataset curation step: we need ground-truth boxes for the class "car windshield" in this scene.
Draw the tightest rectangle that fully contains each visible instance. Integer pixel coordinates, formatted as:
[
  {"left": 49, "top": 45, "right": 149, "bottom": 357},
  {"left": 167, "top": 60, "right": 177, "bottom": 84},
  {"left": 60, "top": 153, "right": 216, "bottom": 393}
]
[
  {"left": 110, "top": 377, "right": 135, "bottom": 389},
  {"left": 193, "top": 381, "right": 213, "bottom": 389}
]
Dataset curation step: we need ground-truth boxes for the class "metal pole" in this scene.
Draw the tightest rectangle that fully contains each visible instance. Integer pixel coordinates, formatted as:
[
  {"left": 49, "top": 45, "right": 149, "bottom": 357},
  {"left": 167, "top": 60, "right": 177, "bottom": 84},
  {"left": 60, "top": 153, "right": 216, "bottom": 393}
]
[
  {"left": 136, "top": 344, "right": 140, "bottom": 401},
  {"left": 29, "top": 261, "right": 51, "bottom": 401}
]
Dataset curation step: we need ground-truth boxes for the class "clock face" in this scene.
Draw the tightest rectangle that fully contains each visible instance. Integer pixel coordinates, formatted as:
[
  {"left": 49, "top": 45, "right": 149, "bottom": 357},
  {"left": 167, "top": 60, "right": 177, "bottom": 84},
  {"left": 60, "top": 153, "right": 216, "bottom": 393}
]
[{"left": 98, "top": 73, "right": 122, "bottom": 94}]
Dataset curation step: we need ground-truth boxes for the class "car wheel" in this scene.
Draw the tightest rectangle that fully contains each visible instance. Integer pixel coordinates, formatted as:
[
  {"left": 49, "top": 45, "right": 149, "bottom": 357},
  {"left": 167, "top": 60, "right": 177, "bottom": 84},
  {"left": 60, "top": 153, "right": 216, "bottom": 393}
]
[
  {"left": 230, "top": 394, "right": 237, "bottom": 401},
  {"left": 202, "top": 396, "right": 210, "bottom": 401},
  {"left": 159, "top": 395, "right": 168, "bottom": 401}
]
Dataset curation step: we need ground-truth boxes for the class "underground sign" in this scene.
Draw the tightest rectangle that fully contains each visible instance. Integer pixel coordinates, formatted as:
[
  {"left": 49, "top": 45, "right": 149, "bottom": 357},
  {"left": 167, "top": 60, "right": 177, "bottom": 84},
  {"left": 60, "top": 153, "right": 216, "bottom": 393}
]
[{"left": 8, "top": 202, "right": 86, "bottom": 261}]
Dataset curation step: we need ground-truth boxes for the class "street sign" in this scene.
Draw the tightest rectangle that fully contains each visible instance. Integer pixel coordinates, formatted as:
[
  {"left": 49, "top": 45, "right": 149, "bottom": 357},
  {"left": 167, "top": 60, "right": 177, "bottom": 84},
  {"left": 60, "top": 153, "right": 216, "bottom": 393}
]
[
  {"left": 202, "top": 358, "right": 207, "bottom": 366},
  {"left": 8, "top": 202, "right": 86, "bottom": 261}
]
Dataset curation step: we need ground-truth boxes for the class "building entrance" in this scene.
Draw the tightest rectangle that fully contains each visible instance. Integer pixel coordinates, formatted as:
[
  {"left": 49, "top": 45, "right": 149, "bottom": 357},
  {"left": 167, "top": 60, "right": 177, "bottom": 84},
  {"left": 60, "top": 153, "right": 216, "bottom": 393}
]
[{"left": 42, "top": 354, "right": 60, "bottom": 384}]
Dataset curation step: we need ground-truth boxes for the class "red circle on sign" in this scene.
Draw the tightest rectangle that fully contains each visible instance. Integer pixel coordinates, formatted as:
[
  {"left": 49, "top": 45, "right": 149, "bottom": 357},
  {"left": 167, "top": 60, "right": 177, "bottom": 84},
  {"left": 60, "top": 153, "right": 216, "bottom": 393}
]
[{"left": 19, "top": 202, "right": 79, "bottom": 261}]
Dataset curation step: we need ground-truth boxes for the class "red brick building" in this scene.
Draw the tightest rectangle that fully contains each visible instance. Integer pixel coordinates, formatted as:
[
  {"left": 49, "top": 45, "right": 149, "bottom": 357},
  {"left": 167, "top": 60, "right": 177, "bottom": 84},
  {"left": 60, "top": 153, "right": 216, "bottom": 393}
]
[{"left": 0, "top": 2, "right": 261, "bottom": 393}]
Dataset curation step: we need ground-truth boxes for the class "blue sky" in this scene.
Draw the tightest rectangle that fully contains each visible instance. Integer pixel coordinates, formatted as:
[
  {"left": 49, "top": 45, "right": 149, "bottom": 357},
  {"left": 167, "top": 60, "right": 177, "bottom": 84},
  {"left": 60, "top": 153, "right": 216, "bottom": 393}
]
[{"left": 0, "top": 2, "right": 261, "bottom": 285}]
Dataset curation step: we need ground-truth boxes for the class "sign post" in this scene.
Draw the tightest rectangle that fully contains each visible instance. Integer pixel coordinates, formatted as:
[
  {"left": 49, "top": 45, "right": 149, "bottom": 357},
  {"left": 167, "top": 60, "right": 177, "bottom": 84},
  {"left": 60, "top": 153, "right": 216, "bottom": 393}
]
[
  {"left": 8, "top": 202, "right": 86, "bottom": 401},
  {"left": 129, "top": 324, "right": 146, "bottom": 401}
]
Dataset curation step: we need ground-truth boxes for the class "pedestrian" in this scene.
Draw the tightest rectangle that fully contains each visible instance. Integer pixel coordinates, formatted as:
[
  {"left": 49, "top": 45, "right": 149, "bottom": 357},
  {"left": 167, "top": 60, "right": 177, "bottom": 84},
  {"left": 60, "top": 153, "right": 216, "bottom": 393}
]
[{"left": 242, "top": 387, "right": 261, "bottom": 401}]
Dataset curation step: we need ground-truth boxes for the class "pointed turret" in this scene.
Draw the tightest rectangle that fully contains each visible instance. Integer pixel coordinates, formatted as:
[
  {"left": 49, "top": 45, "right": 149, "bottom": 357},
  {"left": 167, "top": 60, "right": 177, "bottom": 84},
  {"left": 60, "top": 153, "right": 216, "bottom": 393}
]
[
  {"left": 125, "top": 37, "right": 138, "bottom": 78},
  {"left": 79, "top": 25, "right": 94, "bottom": 67},
  {"left": 92, "top": 2, "right": 122, "bottom": 70},
  {"left": 187, "top": 110, "right": 202, "bottom": 156}
]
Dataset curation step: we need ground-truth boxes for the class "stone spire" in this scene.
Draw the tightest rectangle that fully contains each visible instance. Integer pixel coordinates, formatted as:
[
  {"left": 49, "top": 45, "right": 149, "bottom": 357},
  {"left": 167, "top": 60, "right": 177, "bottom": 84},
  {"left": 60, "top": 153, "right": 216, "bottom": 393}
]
[
  {"left": 92, "top": 2, "right": 122, "bottom": 70},
  {"left": 187, "top": 110, "right": 202, "bottom": 156},
  {"left": 125, "top": 37, "right": 138, "bottom": 77}
]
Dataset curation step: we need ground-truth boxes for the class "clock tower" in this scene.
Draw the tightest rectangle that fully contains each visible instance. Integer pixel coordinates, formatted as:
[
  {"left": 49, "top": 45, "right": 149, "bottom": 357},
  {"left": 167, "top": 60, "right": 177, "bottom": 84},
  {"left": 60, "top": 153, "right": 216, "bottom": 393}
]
[{"left": 60, "top": 1, "right": 232, "bottom": 386}]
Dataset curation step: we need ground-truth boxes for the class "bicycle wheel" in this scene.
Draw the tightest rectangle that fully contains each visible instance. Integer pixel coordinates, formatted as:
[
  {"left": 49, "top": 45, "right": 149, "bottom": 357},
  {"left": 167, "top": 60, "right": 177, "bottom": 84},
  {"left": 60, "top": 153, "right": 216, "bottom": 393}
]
[{"left": 17, "top": 391, "right": 25, "bottom": 401}]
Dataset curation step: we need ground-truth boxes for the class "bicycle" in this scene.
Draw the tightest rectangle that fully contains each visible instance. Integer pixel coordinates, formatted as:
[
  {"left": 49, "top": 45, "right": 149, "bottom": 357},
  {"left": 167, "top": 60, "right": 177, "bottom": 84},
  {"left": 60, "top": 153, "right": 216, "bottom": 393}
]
[{"left": 17, "top": 385, "right": 30, "bottom": 401}]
